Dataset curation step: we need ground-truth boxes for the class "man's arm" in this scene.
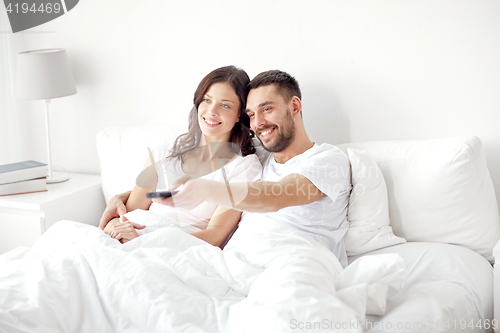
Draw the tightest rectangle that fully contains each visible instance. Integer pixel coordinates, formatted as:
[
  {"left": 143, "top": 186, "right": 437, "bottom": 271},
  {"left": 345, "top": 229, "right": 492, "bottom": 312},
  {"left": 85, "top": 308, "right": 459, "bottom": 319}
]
[
  {"left": 155, "top": 173, "right": 325, "bottom": 213},
  {"left": 99, "top": 191, "right": 131, "bottom": 230},
  {"left": 99, "top": 149, "right": 158, "bottom": 230}
]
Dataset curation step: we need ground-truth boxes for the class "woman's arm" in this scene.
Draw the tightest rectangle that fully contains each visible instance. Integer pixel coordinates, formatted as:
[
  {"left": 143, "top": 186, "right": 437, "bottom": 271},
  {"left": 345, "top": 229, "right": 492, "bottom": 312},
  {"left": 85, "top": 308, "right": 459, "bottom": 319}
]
[
  {"left": 126, "top": 185, "right": 154, "bottom": 212},
  {"left": 104, "top": 153, "right": 157, "bottom": 240},
  {"left": 99, "top": 150, "right": 158, "bottom": 231},
  {"left": 126, "top": 150, "right": 159, "bottom": 212},
  {"left": 191, "top": 206, "right": 242, "bottom": 247}
]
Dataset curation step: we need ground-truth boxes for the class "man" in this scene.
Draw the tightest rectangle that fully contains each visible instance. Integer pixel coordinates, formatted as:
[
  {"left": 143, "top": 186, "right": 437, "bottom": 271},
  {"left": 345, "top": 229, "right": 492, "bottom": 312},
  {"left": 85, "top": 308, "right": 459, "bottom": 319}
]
[{"left": 100, "top": 70, "right": 351, "bottom": 267}]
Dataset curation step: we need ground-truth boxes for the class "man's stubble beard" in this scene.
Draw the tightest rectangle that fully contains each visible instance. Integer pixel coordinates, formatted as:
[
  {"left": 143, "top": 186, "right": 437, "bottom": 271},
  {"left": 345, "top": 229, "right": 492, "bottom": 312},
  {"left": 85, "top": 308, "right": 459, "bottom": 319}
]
[{"left": 258, "top": 108, "right": 296, "bottom": 153}]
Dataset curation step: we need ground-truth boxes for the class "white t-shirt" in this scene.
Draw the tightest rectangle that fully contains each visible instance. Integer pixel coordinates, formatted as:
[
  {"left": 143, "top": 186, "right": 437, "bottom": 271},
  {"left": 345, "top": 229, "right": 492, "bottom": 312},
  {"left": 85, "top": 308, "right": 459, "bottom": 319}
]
[
  {"left": 241, "top": 143, "right": 351, "bottom": 268},
  {"left": 125, "top": 143, "right": 262, "bottom": 234}
]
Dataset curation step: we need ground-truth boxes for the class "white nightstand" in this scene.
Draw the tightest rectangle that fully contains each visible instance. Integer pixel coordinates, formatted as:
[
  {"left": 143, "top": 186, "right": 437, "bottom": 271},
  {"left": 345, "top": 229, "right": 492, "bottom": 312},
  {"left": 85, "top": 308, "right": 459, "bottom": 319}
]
[{"left": 0, "top": 173, "right": 106, "bottom": 254}]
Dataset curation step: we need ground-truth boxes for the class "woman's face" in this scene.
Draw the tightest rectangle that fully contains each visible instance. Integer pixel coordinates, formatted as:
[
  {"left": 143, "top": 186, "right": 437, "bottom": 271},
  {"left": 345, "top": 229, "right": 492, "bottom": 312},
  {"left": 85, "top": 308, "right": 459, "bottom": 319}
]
[{"left": 198, "top": 82, "right": 240, "bottom": 142}]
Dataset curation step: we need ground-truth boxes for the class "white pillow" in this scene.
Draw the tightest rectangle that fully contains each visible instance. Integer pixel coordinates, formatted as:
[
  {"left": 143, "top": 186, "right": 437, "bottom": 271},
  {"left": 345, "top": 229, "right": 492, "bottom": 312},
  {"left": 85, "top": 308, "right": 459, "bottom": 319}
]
[
  {"left": 96, "top": 123, "right": 187, "bottom": 203},
  {"left": 345, "top": 148, "right": 406, "bottom": 256},
  {"left": 338, "top": 136, "right": 500, "bottom": 263}
]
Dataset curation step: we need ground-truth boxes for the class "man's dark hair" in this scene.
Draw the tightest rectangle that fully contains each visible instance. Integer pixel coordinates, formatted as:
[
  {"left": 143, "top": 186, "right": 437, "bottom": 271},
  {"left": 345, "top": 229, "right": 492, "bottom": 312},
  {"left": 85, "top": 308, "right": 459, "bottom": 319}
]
[{"left": 248, "top": 70, "right": 301, "bottom": 103}]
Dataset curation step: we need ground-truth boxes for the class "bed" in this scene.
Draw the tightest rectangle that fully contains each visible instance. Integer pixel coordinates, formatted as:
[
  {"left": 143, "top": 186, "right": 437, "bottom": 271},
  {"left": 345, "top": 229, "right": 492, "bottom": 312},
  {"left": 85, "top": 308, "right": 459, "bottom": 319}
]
[
  {"left": 336, "top": 136, "right": 498, "bottom": 333},
  {"left": 0, "top": 124, "right": 498, "bottom": 333},
  {"left": 349, "top": 242, "right": 493, "bottom": 332}
]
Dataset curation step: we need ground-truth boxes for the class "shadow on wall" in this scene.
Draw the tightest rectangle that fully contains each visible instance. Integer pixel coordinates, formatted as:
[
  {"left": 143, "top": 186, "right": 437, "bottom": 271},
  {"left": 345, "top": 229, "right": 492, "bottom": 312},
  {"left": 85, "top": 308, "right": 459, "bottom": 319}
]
[{"left": 302, "top": 83, "right": 350, "bottom": 145}]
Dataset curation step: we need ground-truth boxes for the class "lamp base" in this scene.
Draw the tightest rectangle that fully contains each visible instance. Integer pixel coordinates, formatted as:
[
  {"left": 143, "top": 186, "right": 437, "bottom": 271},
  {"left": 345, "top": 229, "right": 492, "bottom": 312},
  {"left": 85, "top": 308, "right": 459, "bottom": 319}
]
[{"left": 47, "top": 171, "right": 69, "bottom": 184}]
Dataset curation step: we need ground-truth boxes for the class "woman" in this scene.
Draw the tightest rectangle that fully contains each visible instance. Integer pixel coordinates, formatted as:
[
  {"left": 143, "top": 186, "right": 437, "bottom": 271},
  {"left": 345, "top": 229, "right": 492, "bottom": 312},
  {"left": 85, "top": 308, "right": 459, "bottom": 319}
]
[
  {"left": 0, "top": 66, "right": 261, "bottom": 331},
  {"left": 103, "top": 66, "right": 262, "bottom": 247}
]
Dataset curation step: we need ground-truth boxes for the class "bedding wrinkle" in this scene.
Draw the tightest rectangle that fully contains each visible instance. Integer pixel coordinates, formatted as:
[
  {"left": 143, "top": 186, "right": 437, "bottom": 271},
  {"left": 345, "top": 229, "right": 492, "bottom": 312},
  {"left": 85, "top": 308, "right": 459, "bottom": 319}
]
[
  {"left": 0, "top": 219, "right": 405, "bottom": 333},
  {"left": 349, "top": 242, "right": 493, "bottom": 333}
]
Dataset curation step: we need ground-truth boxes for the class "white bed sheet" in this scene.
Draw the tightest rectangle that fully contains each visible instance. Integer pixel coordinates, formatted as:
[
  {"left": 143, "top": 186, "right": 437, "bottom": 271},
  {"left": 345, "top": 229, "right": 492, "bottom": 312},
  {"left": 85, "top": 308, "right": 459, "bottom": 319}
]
[
  {"left": 0, "top": 217, "right": 407, "bottom": 333},
  {"left": 348, "top": 242, "right": 494, "bottom": 333}
]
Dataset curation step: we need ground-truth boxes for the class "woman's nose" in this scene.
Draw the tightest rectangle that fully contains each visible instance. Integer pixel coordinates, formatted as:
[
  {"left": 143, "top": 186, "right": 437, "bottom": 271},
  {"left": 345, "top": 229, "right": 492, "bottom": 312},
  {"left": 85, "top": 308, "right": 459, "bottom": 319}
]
[{"left": 207, "top": 104, "right": 219, "bottom": 115}]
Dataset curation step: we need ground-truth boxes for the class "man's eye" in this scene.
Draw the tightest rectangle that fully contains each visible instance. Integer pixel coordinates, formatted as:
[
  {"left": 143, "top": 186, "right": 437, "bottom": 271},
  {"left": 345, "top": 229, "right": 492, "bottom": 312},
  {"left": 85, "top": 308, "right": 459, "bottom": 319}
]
[{"left": 247, "top": 113, "right": 254, "bottom": 118}]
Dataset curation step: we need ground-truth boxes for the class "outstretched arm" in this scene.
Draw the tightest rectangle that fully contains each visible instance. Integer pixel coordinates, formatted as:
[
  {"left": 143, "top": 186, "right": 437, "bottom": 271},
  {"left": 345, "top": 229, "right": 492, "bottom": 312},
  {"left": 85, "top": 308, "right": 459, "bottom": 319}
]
[{"left": 154, "top": 173, "right": 325, "bottom": 213}]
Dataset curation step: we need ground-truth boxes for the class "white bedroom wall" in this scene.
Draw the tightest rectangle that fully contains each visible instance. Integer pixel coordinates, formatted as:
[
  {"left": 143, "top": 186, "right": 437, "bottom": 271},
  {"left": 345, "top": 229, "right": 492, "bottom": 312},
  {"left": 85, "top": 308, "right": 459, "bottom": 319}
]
[{"left": 2, "top": 0, "right": 500, "bottom": 207}]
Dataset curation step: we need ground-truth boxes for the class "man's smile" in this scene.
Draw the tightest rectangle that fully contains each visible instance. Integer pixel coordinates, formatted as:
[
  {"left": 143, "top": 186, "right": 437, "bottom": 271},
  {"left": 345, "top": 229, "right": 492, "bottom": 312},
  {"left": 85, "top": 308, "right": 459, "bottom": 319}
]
[{"left": 258, "top": 126, "right": 276, "bottom": 139}]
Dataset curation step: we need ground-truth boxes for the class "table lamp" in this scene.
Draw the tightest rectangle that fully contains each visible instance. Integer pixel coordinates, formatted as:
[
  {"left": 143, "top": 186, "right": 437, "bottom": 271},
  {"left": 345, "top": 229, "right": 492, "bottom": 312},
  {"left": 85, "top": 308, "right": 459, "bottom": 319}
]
[{"left": 15, "top": 48, "right": 77, "bottom": 183}]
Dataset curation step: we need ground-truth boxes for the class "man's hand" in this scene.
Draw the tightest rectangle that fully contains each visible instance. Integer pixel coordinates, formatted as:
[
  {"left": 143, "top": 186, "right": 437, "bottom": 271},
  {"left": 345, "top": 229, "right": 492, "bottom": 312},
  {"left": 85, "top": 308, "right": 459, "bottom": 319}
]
[
  {"left": 153, "top": 178, "right": 212, "bottom": 210},
  {"left": 99, "top": 191, "right": 132, "bottom": 230},
  {"left": 108, "top": 216, "right": 145, "bottom": 243}
]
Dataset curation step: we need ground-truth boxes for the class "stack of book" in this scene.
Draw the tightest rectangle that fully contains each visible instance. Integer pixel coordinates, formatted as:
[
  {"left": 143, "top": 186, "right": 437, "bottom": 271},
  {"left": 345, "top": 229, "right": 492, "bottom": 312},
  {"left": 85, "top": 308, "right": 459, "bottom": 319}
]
[{"left": 0, "top": 161, "right": 48, "bottom": 196}]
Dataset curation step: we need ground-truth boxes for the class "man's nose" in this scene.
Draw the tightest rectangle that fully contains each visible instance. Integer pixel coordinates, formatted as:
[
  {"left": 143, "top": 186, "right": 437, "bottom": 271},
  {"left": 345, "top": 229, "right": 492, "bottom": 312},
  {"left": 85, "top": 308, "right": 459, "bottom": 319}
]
[{"left": 253, "top": 112, "right": 265, "bottom": 130}]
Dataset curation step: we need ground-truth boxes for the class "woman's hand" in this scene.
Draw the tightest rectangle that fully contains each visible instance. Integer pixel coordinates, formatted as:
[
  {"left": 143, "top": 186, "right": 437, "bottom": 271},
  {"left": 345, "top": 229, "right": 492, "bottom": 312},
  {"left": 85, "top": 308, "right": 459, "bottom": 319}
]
[
  {"left": 103, "top": 217, "right": 121, "bottom": 235},
  {"left": 108, "top": 217, "right": 146, "bottom": 243}
]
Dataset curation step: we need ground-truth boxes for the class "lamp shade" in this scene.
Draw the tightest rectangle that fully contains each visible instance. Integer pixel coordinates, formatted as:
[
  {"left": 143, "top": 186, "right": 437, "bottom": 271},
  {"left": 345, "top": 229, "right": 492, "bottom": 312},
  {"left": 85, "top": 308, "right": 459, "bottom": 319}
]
[{"left": 16, "top": 48, "right": 77, "bottom": 100}]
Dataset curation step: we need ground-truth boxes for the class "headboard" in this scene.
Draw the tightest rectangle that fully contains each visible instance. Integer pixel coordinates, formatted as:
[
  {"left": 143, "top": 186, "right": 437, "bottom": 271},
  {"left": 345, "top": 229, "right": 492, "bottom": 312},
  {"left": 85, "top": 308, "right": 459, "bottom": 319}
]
[{"left": 96, "top": 126, "right": 500, "bottom": 262}]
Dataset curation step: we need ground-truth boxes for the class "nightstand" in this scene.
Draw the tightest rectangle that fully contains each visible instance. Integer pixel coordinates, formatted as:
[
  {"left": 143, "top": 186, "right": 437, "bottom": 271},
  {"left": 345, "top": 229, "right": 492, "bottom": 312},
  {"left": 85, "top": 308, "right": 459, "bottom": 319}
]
[{"left": 0, "top": 173, "right": 106, "bottom": 254}]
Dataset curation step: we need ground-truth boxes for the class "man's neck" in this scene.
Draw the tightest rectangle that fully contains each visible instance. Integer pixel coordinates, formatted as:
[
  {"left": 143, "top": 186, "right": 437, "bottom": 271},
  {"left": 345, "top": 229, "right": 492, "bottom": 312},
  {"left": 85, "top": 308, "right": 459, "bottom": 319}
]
[{"left": 272, "top": 135, "right": 314, "bottom": 164}]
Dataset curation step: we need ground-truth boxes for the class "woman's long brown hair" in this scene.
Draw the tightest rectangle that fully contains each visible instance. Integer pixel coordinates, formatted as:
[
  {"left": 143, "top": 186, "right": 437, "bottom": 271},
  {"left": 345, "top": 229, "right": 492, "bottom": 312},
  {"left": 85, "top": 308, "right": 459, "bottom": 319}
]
[{"left": 167, "top": 66, "right": 255, "bottom": 161}]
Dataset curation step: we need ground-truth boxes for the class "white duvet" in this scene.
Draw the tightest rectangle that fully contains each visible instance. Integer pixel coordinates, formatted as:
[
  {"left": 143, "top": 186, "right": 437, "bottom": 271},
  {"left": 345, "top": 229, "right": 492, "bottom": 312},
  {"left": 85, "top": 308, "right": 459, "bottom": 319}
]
[{"left": 0, "top": 216, "right": 405, "bottom": 333}]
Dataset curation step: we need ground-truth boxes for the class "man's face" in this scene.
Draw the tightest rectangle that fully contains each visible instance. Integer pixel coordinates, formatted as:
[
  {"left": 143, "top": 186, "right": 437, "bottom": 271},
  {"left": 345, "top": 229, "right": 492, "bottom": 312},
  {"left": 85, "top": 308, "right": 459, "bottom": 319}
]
[{"left": 246, "top": 84, "right": 296, "bottom": 153}]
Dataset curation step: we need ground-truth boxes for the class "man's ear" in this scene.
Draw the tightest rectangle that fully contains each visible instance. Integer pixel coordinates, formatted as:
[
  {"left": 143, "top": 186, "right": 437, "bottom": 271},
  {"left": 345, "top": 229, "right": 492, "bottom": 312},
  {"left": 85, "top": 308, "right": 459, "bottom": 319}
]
[{"left": 291, "top": 96, "right": 302, "bottom": 118}]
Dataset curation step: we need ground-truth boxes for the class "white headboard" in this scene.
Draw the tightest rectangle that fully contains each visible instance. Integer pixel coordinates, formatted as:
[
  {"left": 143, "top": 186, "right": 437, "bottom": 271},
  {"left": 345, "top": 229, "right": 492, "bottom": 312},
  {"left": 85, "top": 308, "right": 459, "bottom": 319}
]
[
  {"left": 96, "top": 123, "right": 186, "bottom": 203},
  {"left": 97, "top": 127, "right": 500, "bottom": 262}
]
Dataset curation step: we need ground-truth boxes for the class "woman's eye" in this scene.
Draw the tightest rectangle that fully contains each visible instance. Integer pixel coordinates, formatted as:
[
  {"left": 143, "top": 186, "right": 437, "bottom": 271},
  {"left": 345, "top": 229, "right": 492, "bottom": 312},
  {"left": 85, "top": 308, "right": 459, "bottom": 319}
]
[
  {"left": 203, "top": 98, "right": 210, "bottom": 103},
  {"left": 222, "top": 104, "right": 229, "bottom": 108}
]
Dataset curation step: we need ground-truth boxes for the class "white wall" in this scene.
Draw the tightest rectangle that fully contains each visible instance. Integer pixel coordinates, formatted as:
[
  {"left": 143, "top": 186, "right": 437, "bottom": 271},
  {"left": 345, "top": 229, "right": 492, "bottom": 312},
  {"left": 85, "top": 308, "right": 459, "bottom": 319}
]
[{"left": 2, "top": 0, "right": 500, "bottom": 206}]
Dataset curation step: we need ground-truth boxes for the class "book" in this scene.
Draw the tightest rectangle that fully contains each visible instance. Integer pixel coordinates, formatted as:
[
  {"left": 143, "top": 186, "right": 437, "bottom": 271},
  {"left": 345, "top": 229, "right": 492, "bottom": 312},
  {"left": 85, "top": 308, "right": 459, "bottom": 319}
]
[
  {"left": 0, "top": 160, "right": 48, "bottom": 185},
  {"left": 0, "top": 177, "right": 47, "bottom": 196}
]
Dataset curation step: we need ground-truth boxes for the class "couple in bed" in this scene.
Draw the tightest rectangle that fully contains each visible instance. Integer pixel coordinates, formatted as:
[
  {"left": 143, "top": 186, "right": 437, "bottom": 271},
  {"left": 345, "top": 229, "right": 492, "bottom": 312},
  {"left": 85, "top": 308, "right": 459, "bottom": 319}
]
[{"left": 99, "top": 66, "right": 352, "bottom": 267}]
